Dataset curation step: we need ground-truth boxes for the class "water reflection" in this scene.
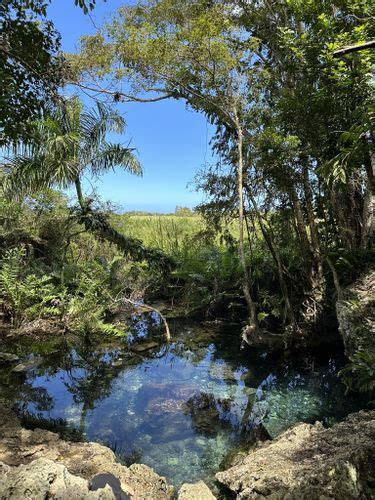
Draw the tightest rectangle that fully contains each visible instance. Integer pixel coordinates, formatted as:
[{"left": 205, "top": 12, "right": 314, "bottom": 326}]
[{"left": 0, "top": 316, "right": 365, "bottom": 488}]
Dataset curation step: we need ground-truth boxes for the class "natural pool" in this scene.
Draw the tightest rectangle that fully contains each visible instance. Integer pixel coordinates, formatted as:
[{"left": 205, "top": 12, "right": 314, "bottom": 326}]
[{"left": 0, "top": 315, "right": 365, "bottom": 489}]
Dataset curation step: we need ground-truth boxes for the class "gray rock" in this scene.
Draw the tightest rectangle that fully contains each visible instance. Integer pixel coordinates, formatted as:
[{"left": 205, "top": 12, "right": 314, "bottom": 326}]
[
  {"left": 0, "top": 458, "right": 115, "bottom": 499},
  {"left": 178, "top": 480, "right": 216, "bottom": 499},
  {"left": 216, "top": 410, "right": 375, "bottom": 499}
]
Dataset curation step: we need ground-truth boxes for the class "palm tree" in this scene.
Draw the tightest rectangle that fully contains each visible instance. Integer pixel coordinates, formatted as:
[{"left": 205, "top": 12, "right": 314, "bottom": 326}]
[{"left": 2, "top": 97, "right": 172, "bottom": 268}]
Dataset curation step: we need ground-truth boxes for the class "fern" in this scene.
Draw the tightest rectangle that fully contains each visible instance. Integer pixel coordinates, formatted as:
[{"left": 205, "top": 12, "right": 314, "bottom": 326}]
[
  {"left": 97, "top": 321, "right": 126, "bottom": 337},
  {"left": 65, "top": 269, "right": 127, "bottom": 336},
  {"left": 340, "top": 349, "right": 375, "bottom": 394},
  {"left": 0, "top": 246, "right": 67, "bottom": 326},
  {"left": 0, "top": 246, "right": 26, "bottom": 326}
]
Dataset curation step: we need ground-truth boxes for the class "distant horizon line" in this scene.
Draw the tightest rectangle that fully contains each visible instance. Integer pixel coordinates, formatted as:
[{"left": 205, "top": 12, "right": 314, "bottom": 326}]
[{"left": 114, "top": 206, "right": 198, "bottom": 216}]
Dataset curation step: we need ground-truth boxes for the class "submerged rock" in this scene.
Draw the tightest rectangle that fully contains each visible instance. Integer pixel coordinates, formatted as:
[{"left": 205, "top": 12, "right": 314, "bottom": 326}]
[
  {"left": 178, "top": 480, "right": 216, "bottom": 499},
  {"left": 0, "top": 458, "right": 115, "bottom": 499},
  {"left": 216, "top": 410, "right": 375, "bottom": 499},
  {"left": 249, "top": 387, "right": 323, "bottom": 438},
  {"left": 12, "top": 357, "right": 42, "bottom": 373},
  {"left": 209, "top": 363, "right": 236, "bottom": 384},
  {"left": 183, "top": 392, "right": 221, "bottom": 436},
  {"left": 131, "top": 341, "right": 159, "bottom": 353},
  {"left": 0, "top": 352, "right": 19, "bottom": 363},
  {"left": 0, "top": 405, "right": 174, "bottom": 499},
  {"left": 145, "top": 396, "right": 185, "bottom": 416}
]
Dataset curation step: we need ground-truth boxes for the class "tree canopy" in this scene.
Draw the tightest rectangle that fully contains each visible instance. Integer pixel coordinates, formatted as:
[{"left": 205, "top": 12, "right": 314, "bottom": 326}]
[
  {"left": 0, "top": 0, "right": 101, "bottom": 146},
  {"left": 71, "top": 0, "right": 374, "bottom": 338}
]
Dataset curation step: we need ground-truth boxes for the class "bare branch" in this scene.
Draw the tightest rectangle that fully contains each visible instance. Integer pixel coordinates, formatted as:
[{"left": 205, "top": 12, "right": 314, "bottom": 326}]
[
  {"left": 122, "top": 298, "right": 171, "bottom": 342},
  {"left": 66, "top": 80, "right": 174, "bottom": 103}
]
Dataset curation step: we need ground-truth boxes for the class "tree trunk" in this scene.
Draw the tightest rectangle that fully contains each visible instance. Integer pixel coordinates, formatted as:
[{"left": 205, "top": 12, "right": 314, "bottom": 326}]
[
  {"left": 361, "top": 147, "right": 375, "bottom": 249},
  {"left": 75, "top": 177, "right": 86, "bottom": 211},
  {"left": 288, "top": 185, "right": 311, "bottom": 262},
  {"left": 326, "top": 255, "right": 342, "bottom": 298},
  {"left": 331, "top": 189, "right": 352, "bottom": 249},
  {"left": 302, "top": 162, "right": 320, "bottom": 254},
  {"left": 301, "top": 162, "right": 326, "bottom": 323},
  {"left": 245, "top": 187, "right": 295, "bottom": 329},
  {"left": 233, "top": 109, "right": 259, "bottom": 341}
]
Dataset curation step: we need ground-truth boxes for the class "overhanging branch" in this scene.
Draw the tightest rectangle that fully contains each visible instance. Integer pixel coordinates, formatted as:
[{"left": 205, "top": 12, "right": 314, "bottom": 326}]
[
  {"left": 66, "top": 81, "right": 174, "bottom": 103},
  {"left": 333, "top": 40, "right": 375, "bottom": 57}
]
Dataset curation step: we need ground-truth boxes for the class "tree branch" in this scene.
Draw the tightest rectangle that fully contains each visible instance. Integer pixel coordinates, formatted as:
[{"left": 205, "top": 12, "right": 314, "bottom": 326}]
[
  {"left": 333, "top": 40, "right": 375, "bottom": 57},
  {"left": 66, "top": 80, "right": 174, "bottom": 103},
  {"left": 122, "top": 298, "right": 171, "bottom": 342}
]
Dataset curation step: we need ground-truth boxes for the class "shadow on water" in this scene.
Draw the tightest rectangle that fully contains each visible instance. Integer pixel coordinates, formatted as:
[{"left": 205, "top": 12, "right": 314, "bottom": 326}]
[{"left": 0, "top": 314, "right": 367, "bottom": 490}]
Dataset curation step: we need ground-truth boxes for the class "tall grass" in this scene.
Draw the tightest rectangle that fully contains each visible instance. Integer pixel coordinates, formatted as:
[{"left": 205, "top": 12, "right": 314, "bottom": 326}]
[
  {"left": 111, "top": 214, "right": 204, "bottom": 251},
  {"left": 111, "top": 214, "right": 238, "bottom": 252},
  {"left": 110, "top": 213, "right": 249, "bottom": 317}
]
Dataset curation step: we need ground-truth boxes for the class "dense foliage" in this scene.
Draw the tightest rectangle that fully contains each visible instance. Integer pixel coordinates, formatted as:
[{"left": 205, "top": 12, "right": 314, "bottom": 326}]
[
  {"left": 0, "top": 191, "right": 154, "bottom": 334},
  {"left": 0, "top": 0, "right": 374, "bottom": 393},
  {"left": 0, "top": 0, "right": 99, "bottom": 146},
  {"left": 73, "top": 0, "right": 374, "bottom": 340}
]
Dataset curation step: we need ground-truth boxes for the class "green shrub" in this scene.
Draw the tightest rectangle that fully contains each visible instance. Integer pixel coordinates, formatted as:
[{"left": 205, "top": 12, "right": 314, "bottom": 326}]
[{"left": 341, "top": 349, "right": 375, "bottom": 394}]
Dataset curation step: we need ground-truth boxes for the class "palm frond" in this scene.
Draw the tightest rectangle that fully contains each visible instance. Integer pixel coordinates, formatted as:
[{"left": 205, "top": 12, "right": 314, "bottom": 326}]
[
  {"left": 1, "top": 154, "right": 80, "bottom": 196},
  {"left": 1, "top": 154, "right": 55, "bottom": 196},
  {"left": 1, "top": 98, "right": 138, "bottom": 198},
  {"left": 80, "top": 102, "right": 126, "bottom": 154},
  {"left": 88, "top": 142, "right": 142, "bottom": 177}
]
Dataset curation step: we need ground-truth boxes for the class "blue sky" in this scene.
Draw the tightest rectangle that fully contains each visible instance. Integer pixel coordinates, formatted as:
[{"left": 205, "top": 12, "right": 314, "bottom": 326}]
[{"left": 48, "top": 0, "right": 216, "bottom": 213}]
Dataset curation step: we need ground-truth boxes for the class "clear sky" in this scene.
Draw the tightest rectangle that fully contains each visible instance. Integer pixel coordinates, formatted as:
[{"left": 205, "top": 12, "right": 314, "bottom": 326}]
[{"left": 48, "top": 0, "right": 216, "bottom": 213}]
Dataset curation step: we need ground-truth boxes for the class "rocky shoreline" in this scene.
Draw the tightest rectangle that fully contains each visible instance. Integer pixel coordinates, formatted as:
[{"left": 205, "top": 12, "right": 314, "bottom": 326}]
[
  {"left": 336, "top": 270, "right": 374, "bottom": 358},
  {"left": 0, "top": 405, "right": 220, "bottom": 499},
  {"left": 216, "top": 410, "right": 375, "bottom": 499},
  {"left": 1, "top": 404, "right": 374, "bottom": 499},
  {"left": 1, "top": 272, "right": 374, "bottom": 499},
  {"left": 0, "top": 405, "right": 174, "bottom": 499}
]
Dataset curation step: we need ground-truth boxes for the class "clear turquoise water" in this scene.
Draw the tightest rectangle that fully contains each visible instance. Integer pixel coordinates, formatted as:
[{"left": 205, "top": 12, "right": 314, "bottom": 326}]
[{"left": 0, "top": 315, "right": 365, "bottom": 488}]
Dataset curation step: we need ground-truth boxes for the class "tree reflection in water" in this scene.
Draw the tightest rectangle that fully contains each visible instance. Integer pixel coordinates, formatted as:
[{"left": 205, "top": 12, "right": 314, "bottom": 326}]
[{"left": 0, "top": 316, "right": 365, "bottom": 488}]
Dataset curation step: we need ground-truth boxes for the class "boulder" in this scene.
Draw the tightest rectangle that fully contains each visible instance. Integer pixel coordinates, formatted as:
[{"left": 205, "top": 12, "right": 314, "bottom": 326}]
[
  {"left": 0, "top": 458, "right": 114, "bottom": 499},
  {"left": 216, "top": 410, "right": 375, "bottom": 499},
  {"left": 178, "top": 480, "right": 216, "bottom": 499}
]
